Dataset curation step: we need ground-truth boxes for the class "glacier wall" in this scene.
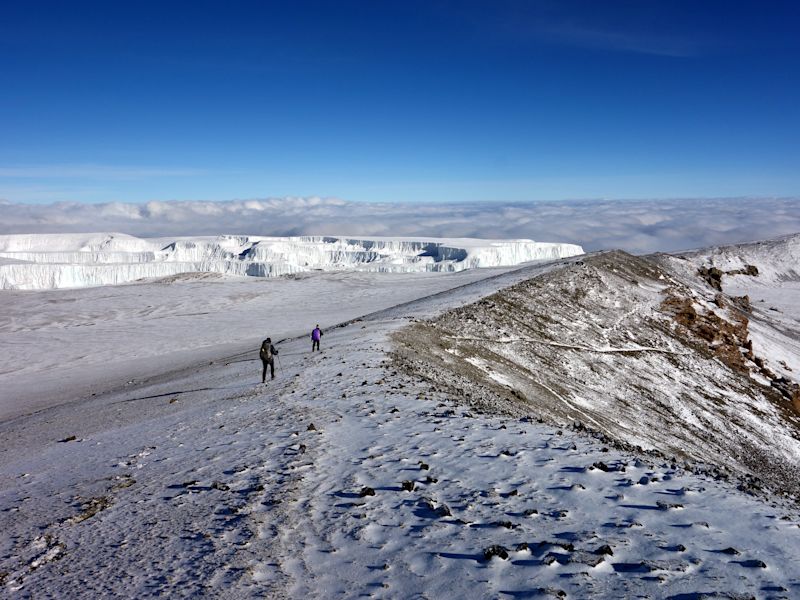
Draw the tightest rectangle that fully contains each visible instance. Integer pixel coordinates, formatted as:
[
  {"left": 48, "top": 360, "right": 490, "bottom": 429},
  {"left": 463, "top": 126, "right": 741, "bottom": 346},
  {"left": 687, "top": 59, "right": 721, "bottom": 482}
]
[{"left": 0, "top": 233, "right": 584, "bottom": 290}]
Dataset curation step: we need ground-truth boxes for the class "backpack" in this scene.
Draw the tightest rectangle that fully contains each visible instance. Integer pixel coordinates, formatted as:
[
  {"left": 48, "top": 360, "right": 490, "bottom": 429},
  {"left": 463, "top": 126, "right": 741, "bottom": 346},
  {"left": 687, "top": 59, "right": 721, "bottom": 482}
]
[{"left": 260, "top": 340, "right": 273, "bottom": 361}]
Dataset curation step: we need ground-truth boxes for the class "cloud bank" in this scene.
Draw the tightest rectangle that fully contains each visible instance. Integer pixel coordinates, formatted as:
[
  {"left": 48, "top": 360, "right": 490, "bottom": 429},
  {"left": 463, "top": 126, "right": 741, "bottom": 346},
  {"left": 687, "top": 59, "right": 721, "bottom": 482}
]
[{"left": 1, "top": 197, "right": 799, "bottom": 254}]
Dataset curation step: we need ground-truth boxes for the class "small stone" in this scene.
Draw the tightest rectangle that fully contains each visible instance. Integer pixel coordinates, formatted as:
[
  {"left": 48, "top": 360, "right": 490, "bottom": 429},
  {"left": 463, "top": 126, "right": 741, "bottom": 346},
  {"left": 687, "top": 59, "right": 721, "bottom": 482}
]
[
  {"left": 515, "top": 542, "right": 529, "bottom": 552},
  {"left": 739, "top": 559, "right": 767, "bottom": 568},
  {"left": 359, "top": 487, "right": 376, "bottom": 497},
  {"left": 638, "top": 476, "right": 650, "bottom": 485},
  {"left": 59, "top": 435, "right": 78, "bottom": 443},
  {"left": 593, "top": 461, "right": 610, "bottom": 472},
  {"left": 401, "top": 480, "right": 416, "bottom": 492},
  {"left": 434, "top": 504, "right": 452, "bottom": 517},
  {"left": 483, "top": 545, "right": 509, "bottom": 561},
  {"left": 425, "top": 476, "right": 438, "bottom": 484},
  {"left": 307, "top": 423, "right": 317, "bottom": 431},
  {"left": 721, "top": 547, "right": 740, "bottom": 555},
  {"left": 418, "top": 462, "right": 429, "bottom": 470},
  {"left": 523, "top": 508, "right": 539, "bottom": 516},
  {"left": 594, "top": 544, "right": 614, "bottom": 556}
]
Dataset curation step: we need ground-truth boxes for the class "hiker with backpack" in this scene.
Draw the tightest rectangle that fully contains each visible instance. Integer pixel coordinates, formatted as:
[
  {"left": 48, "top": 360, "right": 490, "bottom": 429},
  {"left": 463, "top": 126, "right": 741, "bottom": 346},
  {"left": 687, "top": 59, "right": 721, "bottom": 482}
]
[
  {"left": 311, "top": 325, "right": 323, "bottom": 352},
  {"left": 259, "top": 337, "right": 279, "bottom": 382}
]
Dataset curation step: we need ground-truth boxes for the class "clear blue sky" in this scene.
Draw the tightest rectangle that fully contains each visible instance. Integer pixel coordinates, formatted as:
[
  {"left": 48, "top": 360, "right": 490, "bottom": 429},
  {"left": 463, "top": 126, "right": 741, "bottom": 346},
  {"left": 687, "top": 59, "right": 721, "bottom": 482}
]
[{"left": 1, "top": 0, "right": 799, "bottom": 204}]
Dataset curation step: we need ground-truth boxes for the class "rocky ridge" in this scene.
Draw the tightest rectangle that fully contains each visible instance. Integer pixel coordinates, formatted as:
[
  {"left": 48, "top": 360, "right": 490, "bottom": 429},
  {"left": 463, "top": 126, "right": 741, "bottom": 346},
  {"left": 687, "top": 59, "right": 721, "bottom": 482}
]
[{"left": 393, "top": 248, "right": 800, "bottom": 502}]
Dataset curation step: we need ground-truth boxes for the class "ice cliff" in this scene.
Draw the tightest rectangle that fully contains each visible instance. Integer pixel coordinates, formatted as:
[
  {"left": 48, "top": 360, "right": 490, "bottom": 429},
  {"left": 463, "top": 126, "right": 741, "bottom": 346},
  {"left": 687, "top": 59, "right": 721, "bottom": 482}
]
[{"left": 0, "top": 233, "right": 584, "bottom": 290}]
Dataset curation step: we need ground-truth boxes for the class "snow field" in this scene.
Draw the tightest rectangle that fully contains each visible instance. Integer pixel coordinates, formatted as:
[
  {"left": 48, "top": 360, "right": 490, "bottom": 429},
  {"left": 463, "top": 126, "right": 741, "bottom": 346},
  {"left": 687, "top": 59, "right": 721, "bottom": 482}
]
[
  {"left": 2, "top": 311, "right": 799, "bottom": 598},
  {"left": 0, "top": 266, "right": 554, "bottom": 421},
  {"left": 2, "top": 238, "right": 800, "bottom": 598}
]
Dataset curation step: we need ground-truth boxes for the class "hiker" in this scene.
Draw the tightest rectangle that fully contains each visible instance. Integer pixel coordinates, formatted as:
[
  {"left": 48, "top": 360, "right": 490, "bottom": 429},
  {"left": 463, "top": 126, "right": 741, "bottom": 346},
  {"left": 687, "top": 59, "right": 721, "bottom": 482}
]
[
  {"left": 311, "top": 324, "right": 323, "bottom": 352},
  {"left": 259, "top": 337, "right": 278, "bottom": 382}
]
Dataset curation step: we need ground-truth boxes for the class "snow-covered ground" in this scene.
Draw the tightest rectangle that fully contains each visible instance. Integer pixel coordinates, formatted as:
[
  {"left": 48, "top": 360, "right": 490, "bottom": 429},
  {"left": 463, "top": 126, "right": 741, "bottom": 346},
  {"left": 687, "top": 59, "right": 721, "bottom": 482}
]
[
  {"left": 0, "top": 233, "right": 584, "bottom": 290},
  {"left": 0, "top": 263, "right": 572, "bottom": 422},
  {"left": 1, "top": 238, "right": 800, "bottom": 598}
]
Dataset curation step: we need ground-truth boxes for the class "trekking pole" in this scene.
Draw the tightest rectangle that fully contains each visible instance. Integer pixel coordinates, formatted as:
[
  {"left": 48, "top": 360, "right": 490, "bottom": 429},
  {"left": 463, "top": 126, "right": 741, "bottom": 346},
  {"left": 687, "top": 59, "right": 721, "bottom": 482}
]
[{"left": 277, "top": 355, "right": 283, "bottom": 376}]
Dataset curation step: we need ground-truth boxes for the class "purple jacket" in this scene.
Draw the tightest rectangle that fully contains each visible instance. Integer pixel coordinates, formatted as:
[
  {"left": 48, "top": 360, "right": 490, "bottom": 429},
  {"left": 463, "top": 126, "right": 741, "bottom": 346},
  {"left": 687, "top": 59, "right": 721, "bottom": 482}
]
[{"left": 311, "top": 327, "right": 322, "bottom": 341}]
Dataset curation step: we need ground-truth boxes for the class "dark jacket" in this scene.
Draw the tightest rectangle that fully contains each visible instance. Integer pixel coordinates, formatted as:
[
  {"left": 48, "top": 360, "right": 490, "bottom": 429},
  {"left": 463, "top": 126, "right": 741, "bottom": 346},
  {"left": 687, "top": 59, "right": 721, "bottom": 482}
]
[{"left": 260, "top": 340, "right": 278, "bottom": 361}]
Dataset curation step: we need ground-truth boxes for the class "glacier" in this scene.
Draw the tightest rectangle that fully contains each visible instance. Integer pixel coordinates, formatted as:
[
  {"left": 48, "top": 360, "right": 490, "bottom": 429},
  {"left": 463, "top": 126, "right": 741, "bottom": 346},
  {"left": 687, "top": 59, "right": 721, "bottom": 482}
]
[{"left": 0, "top": 233, "right": 584, "bottom": 290}]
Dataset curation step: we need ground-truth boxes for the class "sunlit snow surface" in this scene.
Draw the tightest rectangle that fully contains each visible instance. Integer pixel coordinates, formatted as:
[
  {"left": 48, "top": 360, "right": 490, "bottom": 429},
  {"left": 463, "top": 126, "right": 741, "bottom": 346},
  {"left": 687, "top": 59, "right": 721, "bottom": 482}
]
[
  {"left": 674, "top": 234, "right": 800, "bottom": 378},
  {"left": 1, "top": 236, "right": 800, "bottom": 598},
  {"left": 0, "top": 233, "right": 584, "bottom": 289}
]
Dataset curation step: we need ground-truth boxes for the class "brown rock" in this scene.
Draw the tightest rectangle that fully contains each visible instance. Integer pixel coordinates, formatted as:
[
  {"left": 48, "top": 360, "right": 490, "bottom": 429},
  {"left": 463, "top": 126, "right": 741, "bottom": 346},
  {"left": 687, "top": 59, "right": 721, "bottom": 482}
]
[{"left": 732, "top": 295, "right": 751, "bottom": 312}]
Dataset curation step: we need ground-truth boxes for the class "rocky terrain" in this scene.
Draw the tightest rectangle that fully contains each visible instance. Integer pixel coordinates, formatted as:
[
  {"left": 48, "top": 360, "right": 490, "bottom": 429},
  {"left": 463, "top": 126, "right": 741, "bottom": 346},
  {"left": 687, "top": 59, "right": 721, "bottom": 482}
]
[{"left": 394, "top": 242, "right": 800, "bottom": 502}]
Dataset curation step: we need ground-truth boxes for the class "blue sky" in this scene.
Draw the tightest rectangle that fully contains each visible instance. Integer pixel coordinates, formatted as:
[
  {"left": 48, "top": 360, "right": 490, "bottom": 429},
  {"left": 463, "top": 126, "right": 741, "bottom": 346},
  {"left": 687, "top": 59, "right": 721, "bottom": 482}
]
[{"left": 1, "top": 0, "right": 799, "bottom": 204}]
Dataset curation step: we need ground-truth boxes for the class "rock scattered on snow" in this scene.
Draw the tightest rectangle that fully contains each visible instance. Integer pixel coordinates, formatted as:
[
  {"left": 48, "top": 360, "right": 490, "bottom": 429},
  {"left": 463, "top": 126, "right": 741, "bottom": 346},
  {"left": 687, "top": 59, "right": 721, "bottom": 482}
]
[{"left": 483, "top": 545, "right": 509, "bottom": 561}]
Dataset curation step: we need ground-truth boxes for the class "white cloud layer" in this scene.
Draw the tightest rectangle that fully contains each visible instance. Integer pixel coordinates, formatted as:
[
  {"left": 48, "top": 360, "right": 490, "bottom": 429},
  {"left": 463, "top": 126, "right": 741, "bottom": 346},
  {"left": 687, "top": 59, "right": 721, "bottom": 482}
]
[{"left": 1, "top": 197, "right": 798, "bottom": 254}]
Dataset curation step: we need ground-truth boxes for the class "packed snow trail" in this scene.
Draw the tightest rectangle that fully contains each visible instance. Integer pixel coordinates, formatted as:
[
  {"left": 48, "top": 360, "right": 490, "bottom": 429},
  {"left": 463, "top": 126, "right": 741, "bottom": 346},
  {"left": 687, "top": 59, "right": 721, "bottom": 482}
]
[{"left": 2, "top": 311, "right": 799, "bottom": 598}]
